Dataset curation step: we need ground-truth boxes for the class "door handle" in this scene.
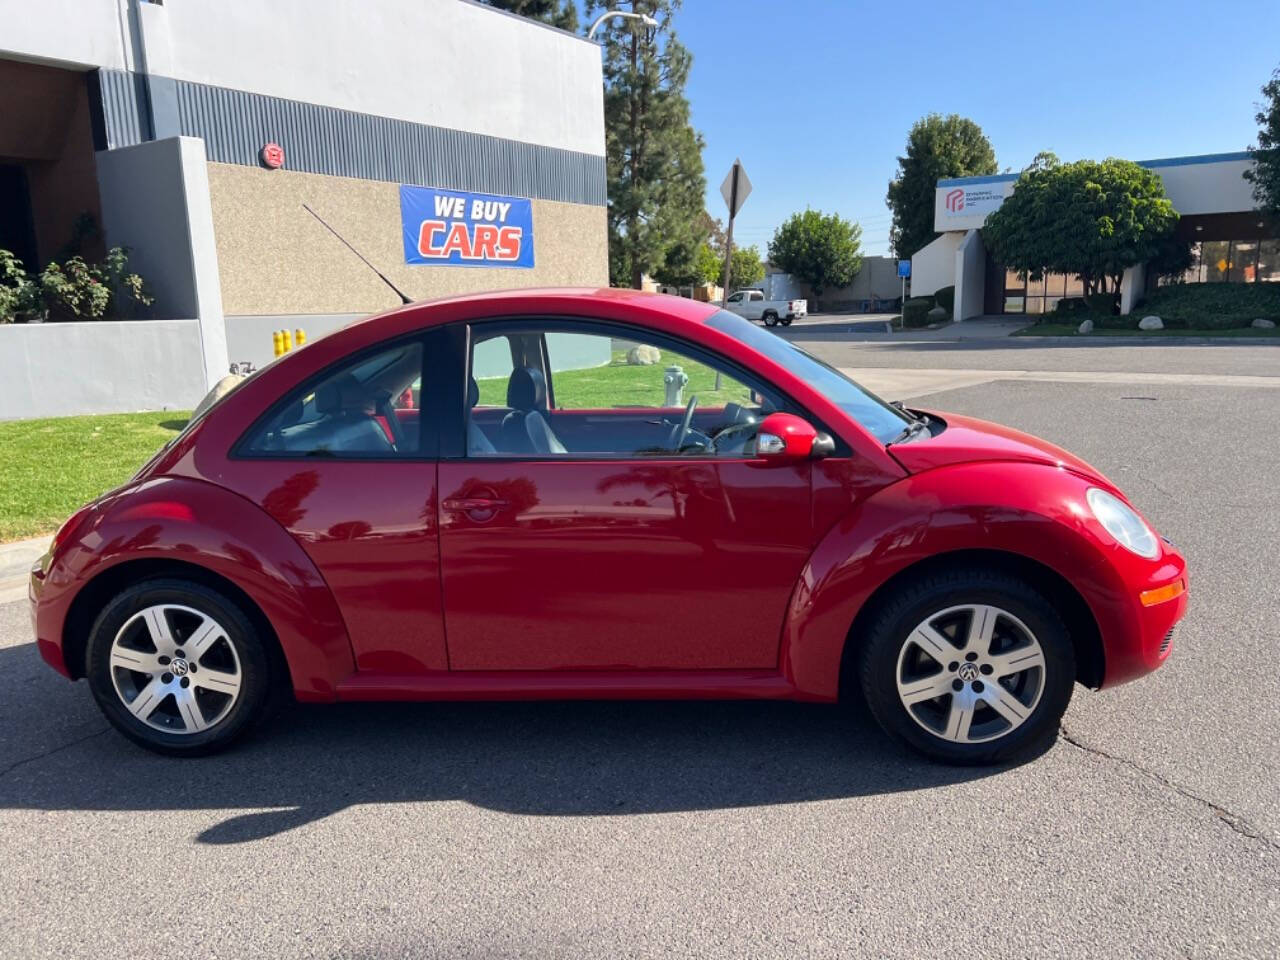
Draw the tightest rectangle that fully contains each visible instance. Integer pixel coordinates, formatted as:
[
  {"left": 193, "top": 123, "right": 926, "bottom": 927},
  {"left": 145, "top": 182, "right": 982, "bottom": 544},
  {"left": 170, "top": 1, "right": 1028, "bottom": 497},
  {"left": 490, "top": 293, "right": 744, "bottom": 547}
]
[{"left": 442, "top": 497, "right": 509, "bottom": 512}]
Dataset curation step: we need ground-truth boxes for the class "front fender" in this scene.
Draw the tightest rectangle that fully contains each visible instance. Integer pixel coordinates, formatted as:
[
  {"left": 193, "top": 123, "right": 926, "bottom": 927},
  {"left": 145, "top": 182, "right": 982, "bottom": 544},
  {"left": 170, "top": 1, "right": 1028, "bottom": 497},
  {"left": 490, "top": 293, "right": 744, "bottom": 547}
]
[
  {"left": 781, "top": 461, "right": 1155, "bottom": 698},
  {"left": 34, "top": 476, "right": 353, "bottom": 700}
]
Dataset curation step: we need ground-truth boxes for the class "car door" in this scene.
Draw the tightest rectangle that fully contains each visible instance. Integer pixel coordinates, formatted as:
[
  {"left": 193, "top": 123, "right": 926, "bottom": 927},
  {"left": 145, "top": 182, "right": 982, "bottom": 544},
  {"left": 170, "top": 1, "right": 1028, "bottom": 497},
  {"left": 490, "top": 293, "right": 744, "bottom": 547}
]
[
  {"left": 724, "top": 290, "right": 746, "bottom": 317},
  {"left": 223, "top": 330, "right": 448, "bottom": 674},
  {"left": 437, "top": 319, "right": 818, "bottom": 672}
]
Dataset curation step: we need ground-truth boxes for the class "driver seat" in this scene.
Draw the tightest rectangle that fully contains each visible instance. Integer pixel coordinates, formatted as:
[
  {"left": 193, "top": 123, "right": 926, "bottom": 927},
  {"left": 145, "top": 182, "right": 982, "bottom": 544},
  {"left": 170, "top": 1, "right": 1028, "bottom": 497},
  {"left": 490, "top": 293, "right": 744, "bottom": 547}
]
[{"left": 500, "top": 367, "right": 566, "bottom": 455}]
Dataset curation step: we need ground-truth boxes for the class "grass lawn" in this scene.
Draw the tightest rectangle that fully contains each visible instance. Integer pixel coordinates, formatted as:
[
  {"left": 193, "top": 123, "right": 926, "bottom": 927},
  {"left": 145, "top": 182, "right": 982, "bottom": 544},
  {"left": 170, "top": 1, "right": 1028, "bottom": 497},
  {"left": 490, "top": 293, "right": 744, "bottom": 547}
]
[
  {"left": 476, "top": 349, "right": 755, "bottom": 409},
  {"left": 1013, "top": 323, "right": 1280, "bottom": 338},
  {"left": 0, "top": 411, "right": 189, "bottom": 542}
]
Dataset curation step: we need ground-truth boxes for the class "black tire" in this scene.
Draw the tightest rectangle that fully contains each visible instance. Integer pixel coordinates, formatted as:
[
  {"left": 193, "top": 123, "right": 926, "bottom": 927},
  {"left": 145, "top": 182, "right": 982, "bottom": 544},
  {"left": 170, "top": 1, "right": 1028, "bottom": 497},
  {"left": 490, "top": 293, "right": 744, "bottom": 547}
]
[
  {"left": 763, "top": 311, "right": 779, "bottom": 327},
  {"left": 86, "top": 578, "right": 272, "bottom": 756},
  {"left": 856, "top": 569, "right": 1075, "bottom": 765}
]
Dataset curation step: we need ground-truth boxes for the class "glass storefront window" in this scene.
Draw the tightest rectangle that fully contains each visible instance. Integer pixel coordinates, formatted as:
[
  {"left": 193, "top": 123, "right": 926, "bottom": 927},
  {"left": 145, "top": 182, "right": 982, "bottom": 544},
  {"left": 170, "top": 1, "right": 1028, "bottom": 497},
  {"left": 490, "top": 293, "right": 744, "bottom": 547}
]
[
  {"left": 1202, "top": 241, "right": 1230, "bottom": 283},
  {"left": 1230, "top": 241, "right": 1259, "bottom": 283},
  {"left": 1026, "top": 273, "right": 1046, "bottom": 297},
  {"left": 1025, "top": 297, "right": 1045, "bottom": 315},
  {"left": 1259, "top": 240, "right": 1280, "bottom": 282},
  {"left": 1064, "top": 274, "right": 1084, "bottom": 296},
  {"left": 1004, "top": 296, "right": 1025, "bottom": 313}
]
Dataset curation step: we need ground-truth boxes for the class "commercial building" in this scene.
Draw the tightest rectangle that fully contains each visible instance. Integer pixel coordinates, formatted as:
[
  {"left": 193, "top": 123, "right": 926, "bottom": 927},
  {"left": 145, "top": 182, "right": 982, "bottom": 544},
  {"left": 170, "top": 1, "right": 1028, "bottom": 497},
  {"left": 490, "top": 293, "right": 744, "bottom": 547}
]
[
  {"left": 910, "top": 152, "right": 1275, "bottom": 319},
  {"left": 1, "top": 0, "right": 607, "bottom": 416}
]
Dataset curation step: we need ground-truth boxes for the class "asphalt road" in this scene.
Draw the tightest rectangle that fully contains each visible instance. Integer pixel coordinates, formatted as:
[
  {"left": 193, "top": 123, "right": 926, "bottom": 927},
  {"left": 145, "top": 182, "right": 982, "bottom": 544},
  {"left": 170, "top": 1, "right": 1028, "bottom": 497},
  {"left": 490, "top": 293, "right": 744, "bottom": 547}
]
[{"left": 1, "top": 344, "right": 1278, "bottom": 959}]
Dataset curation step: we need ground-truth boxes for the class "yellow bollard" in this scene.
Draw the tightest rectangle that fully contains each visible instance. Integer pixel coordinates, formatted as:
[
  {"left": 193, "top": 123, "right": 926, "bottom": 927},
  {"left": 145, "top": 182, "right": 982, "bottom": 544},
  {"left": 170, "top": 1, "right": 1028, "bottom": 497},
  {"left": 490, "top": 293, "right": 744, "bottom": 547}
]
[
  {"left": 272, "top": 330, "right": 283, "bottom": 357},
  {"left": 282, "top": 329, "right": 293, "bottom": 352},
  {"left": 295, "top": 328, "right": 306, "bottom": 347}
]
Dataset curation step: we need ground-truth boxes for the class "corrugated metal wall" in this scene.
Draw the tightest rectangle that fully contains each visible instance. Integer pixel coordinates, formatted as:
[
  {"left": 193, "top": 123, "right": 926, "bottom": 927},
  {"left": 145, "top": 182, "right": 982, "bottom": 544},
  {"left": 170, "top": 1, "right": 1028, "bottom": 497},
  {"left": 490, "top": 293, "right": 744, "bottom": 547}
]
[{"left": 96, "top": 69, "right": 606, "bottom": 207}]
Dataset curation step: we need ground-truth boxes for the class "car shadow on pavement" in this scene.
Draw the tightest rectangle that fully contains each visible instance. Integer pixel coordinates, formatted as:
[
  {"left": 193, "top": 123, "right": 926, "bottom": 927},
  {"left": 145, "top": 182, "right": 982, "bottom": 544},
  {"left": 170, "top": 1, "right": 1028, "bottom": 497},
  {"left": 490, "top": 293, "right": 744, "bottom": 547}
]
[{"left": 0, "top": 641, "right": 1034, "bottom": 844}]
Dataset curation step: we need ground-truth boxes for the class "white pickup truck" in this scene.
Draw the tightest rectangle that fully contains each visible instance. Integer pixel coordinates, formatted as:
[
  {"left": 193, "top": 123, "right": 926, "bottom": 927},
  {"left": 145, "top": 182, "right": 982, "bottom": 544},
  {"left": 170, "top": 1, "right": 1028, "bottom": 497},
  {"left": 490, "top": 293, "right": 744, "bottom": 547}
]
[{"left": 723, "top": 289, "right": 808, "bottom": 327}]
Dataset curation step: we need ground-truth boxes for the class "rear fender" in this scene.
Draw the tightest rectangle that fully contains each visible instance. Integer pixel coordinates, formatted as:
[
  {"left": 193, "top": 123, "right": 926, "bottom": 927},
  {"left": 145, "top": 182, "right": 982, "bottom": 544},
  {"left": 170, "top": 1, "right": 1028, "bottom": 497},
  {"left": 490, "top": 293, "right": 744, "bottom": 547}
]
[{"left": 36, "top": 476, "right": 353, "bottom": 700}]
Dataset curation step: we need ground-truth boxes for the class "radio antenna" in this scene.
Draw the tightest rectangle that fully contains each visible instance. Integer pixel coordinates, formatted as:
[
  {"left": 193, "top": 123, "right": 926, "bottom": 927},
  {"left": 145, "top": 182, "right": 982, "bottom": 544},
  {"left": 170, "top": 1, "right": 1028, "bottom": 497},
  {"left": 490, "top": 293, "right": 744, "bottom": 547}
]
[{"left": 302, "top": 204, "right": 412, "bottom": 304}]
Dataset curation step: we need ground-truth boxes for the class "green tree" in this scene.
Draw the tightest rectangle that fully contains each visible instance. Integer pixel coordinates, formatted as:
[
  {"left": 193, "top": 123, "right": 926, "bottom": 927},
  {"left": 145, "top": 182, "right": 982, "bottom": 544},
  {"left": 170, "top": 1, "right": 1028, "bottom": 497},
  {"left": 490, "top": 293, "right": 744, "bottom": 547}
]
[
  {"left": 982, "top": 155, "right": 1183, "bottom": 298},
  {"left": 1244, "top": 67, "right": 1280, "bottom": 221},
  {"left": 728, "top": 245, "right": 764, "bottom": 290},
  {"left": 478, "top": 0, "right": 578, "bottom": 31},
  {"left": 886, "top": 114, "right": 997, "bottom": 258},
  {"left": 591, "top": 1, "right": 707, "bottom": 288},
  {"left": 768, "top": 210, "right": 862, "bottom": 294}
]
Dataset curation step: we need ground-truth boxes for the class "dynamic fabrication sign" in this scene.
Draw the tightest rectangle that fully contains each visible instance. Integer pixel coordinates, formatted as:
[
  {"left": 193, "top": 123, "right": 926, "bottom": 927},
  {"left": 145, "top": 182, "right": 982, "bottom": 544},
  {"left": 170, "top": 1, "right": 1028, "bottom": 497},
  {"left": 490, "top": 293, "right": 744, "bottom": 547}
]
[{"left": 400, "top": 185, "right": 534, "bottom": 268}]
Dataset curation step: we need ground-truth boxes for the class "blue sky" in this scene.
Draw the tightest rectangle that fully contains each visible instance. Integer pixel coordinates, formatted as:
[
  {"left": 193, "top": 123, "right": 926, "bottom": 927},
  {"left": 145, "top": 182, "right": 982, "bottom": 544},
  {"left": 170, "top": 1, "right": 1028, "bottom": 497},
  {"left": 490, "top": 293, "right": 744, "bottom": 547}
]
[{"left": 664, "top": 0, "right": 1280, "bottom": 258}]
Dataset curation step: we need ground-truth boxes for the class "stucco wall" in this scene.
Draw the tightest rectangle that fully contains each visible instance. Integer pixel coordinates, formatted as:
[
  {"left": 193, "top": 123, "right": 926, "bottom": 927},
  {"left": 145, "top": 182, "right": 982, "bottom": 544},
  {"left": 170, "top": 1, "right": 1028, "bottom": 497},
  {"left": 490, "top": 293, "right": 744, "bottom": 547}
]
[
  {"left": 910, "top": 233, "right": 963, "bottom": 298},
  {"left": 0, "top": 320, "right": 205, "bottom": 420},
  {"left": 207, "top": 163, "right": 609, "bottom": 317}
]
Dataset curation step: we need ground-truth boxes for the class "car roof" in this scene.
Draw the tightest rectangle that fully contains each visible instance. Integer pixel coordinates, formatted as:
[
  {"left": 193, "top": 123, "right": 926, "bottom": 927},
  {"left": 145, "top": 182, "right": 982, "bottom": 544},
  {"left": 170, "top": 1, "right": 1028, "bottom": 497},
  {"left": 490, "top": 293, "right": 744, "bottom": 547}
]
[{"left": 344, "top": 287, "right": 722, "bottom": 338}]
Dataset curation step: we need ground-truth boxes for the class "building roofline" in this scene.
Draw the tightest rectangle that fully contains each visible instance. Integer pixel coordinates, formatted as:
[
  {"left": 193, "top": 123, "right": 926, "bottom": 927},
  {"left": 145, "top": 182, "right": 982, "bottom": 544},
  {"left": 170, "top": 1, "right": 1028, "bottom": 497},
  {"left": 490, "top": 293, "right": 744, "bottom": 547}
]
[
  {"left": 457, "top": 0, "right": 597, "bottom": 46},
  {"left": 937, "top": 150, "right": 1254, "bottom": 188}
]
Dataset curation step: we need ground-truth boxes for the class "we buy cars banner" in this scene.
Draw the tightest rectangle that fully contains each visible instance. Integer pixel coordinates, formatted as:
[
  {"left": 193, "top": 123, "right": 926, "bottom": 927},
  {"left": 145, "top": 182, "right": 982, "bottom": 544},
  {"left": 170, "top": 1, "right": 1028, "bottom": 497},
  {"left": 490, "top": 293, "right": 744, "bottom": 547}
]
[{"left": 400, "top": 184, "right": 534, "bottom": 268}]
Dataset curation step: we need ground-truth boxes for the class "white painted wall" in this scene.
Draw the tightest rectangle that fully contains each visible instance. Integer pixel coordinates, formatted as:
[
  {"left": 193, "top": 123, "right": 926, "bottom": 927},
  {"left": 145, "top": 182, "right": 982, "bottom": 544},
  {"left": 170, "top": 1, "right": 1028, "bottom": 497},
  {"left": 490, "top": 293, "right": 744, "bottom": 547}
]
[
  {"left": 954, "top": 230, "right": 986, "bottom": 321},
  {"left": 0, "top": 0, "right": 132, "bottom": 71},
  {"left": 149, "top": 0, "right": 603, "bottom": 156},
  {"left": 1120, "top": 262, "right": 1147, "bottom": 316},
  {"left": 96, "top": 137, "right": 227, "bottom": 389},
  {"left": 0, "top": 320, "right": 206, "bottom": 420},
  {"left": 909, "top": 233, "right": 963, "bottom": 298},
  {"left": 0, "top": 0, "right": 604, "bottom": 155}
]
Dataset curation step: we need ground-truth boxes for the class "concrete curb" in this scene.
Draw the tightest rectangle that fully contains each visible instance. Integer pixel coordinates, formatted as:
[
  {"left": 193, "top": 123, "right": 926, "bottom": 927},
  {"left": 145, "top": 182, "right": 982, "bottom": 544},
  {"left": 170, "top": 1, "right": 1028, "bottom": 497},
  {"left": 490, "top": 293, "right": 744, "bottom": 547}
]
[{"left": 0, "top": 535, "right": 52, "bottom": 605}]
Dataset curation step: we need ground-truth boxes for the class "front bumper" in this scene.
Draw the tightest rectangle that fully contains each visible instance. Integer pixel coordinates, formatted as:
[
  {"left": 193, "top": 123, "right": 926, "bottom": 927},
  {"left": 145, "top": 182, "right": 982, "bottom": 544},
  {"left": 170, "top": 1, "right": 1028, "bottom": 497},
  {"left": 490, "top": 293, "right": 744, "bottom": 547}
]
[{"left": 1097, "top": 540, "right": 1188, "bottom": 688}]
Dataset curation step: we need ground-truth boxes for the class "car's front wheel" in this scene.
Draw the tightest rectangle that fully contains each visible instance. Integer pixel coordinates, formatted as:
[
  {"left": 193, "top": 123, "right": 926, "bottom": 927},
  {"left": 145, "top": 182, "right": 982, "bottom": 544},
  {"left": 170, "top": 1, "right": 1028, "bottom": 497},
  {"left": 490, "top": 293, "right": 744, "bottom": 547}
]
[
  {"left": 86, "top": 579, "right": 272, "bottom": 756},
  {"left": 857, "top": 570, "right": 1075, "bottom": 764}
]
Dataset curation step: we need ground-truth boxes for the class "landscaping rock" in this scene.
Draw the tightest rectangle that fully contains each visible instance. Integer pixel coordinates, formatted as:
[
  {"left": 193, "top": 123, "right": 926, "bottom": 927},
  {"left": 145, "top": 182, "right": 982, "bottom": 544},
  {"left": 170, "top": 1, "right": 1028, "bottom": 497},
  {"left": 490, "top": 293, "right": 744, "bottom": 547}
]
[
  {"left": 927, "top": 306, "right": 948, "bottom": 322},
  {"left": 1138, "top": 315, "right": 1164, "bottom": 331},
  {"left": 1252, "top": 318, "right": 1276, "bottom": 329},
  {"left": 626, "top": 344, "right": 661, "bottom": 365},
  {"left": 1077, "top": 318, "right": 1094, "bottom": 334}
]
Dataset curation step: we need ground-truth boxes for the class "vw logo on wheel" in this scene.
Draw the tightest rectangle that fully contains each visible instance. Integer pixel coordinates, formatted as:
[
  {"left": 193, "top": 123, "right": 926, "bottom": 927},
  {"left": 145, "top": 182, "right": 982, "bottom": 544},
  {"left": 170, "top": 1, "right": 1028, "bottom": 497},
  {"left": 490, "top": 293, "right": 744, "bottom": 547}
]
[
  {"left": 957, "top": 661, "right": 979, "bottom": 682},
  {"left": 170, "top": 658, "right": 190, "bottom": 677}
]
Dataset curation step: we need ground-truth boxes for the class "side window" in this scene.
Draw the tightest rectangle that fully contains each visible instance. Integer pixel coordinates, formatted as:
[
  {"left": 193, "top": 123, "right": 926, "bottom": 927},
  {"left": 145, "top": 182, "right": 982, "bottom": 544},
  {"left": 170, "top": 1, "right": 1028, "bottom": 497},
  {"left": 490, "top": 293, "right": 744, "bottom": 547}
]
[
  {"left": 727, "top": 292, "right": 743, "bottom": 303},
  {"left": 465, "top": 325, "right": 783, "bottom": 459},
  {"left": 241, "top": 341, "right": 424, "bottom": 458},
  {"left": 748, "top": 291, "right": 763, "bottom": 302}
]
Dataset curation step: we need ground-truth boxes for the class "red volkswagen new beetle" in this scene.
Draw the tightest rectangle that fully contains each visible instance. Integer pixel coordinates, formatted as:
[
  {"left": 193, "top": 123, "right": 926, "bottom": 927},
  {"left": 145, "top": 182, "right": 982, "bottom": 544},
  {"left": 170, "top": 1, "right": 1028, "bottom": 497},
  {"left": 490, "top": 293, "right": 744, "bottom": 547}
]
[{"left": 30, "top": 289, "right": 1187, "bottom": 763}]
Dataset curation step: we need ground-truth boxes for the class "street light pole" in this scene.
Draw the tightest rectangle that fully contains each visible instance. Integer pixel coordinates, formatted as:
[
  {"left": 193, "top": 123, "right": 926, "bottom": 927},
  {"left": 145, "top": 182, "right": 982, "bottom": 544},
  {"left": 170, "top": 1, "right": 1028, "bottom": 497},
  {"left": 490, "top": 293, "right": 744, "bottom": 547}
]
[{"left": 587, "top": 9, "right": 659, "bottom": 41}]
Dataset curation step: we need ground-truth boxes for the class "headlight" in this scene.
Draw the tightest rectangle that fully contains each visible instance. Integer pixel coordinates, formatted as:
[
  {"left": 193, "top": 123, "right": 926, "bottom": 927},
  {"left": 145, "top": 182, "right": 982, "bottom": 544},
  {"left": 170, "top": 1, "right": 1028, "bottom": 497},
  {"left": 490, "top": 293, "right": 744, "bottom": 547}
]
[{"left": 1086, "top": 488, "right": 1159, "bottom": 559}]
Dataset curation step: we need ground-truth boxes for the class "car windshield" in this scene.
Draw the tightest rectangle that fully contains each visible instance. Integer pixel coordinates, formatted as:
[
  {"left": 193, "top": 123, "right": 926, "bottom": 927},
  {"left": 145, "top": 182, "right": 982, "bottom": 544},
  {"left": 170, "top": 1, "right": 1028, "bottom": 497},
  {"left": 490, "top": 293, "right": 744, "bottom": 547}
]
[{"left": 706, "top": 310, "right": 911, "bottom": 444}]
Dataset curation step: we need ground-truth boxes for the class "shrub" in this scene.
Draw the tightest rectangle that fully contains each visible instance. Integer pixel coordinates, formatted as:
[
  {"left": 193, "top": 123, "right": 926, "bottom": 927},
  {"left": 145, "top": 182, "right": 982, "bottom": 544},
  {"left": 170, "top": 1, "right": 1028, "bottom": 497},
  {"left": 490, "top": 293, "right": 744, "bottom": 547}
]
[
  {"left": 1085, "top": 292, "right": 1118, "bottom": 315},
  {"left": 934, "top": 285, "right": 955, "bottom": 315},
  {"left": 1142, "top": 282, "right": 1280, "bottom": 330},
  {"left": 39, "top": 246, "right": 153, "bottom": 321},
  {"left": 902, "top": 295, "right": 935, "bottom": 328},
  {"left": 0, "top": 250, "right": 41, "bottom": 323},
  {"left": 1053, "top": 297, "right": 1089, "bottom": 315}
]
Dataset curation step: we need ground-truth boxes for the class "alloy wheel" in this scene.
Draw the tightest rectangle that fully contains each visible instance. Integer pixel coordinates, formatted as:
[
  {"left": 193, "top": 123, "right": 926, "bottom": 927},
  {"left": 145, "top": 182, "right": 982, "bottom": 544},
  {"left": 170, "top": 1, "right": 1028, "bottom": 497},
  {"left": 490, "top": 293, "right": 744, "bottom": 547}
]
[
  {"left": 109, "top": 603, "right": 243, "bottom": 734},
  {"left": 894, "top": 603, "right": 1046, "bottom": 744}
]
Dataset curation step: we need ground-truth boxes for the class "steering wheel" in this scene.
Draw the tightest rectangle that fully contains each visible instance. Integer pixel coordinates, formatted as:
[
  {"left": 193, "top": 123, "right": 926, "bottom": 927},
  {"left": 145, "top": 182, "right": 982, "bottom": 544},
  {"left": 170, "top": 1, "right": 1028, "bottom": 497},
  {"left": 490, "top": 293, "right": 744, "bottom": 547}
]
[{"left": 669, "top": 395, "right": 699, "bottom": 452}]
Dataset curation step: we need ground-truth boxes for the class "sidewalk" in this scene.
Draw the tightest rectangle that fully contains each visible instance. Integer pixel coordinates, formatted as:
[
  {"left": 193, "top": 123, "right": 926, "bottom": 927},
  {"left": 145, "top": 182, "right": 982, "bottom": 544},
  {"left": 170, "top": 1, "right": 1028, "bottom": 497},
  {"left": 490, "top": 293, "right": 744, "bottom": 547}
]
[{"left": 0, "top": 534, "right": 52, "bottom": 604}]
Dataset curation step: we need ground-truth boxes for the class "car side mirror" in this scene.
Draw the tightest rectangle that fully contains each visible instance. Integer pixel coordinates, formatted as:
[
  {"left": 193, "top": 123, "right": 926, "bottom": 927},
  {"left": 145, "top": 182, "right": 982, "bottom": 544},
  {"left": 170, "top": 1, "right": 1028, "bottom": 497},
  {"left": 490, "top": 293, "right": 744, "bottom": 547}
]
[{"left": 756, "top": 412, "right": 834, "bottom": 463}]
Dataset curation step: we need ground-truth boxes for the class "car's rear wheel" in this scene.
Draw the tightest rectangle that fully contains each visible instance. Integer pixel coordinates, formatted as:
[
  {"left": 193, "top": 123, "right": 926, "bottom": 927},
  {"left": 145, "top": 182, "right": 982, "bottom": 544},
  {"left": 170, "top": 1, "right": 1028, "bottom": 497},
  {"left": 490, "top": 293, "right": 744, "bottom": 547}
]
[
  {"left": 857, "top": 569, "right": 1075, "bottom": 764},
  {"left": 86, "top": 579, "right": 271, "bottom": 756},
  {"left": 763, "top": 311, "right": 779, "bottom": 327}
]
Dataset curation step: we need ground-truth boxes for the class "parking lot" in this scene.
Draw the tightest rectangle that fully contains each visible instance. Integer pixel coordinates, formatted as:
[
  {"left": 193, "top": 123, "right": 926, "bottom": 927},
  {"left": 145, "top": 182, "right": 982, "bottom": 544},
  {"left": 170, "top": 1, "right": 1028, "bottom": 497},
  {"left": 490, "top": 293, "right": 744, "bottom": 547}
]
[{"left": 1, "top": 338, "right": 1278, "bottom": 959}]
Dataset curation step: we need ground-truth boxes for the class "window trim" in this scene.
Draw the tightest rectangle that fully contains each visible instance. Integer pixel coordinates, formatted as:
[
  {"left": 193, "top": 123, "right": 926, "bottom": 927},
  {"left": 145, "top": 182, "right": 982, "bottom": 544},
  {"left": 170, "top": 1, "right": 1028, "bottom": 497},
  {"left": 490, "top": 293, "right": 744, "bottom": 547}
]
[
  {"left": 454, "top": 316, "right": 847, "bottom": 462},
  {"left": 230, "top": 329, "right": 441, "bottom": 462}
]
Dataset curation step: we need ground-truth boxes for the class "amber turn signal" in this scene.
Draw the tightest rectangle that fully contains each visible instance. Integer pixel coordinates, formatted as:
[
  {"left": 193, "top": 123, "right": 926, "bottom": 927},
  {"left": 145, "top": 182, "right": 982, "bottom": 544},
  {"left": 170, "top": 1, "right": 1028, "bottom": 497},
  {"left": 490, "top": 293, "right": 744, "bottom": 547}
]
[{"left": 1140, "top": 580, "right": 1186, "bottom": 607}]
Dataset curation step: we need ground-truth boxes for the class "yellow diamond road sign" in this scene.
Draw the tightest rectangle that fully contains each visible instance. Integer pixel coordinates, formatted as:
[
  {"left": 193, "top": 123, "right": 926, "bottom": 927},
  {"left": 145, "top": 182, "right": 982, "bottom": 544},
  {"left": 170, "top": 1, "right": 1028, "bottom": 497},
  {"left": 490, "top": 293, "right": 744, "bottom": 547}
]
[{"left": 1217, "top": 258, "right": 1229, "bottom": 273}]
